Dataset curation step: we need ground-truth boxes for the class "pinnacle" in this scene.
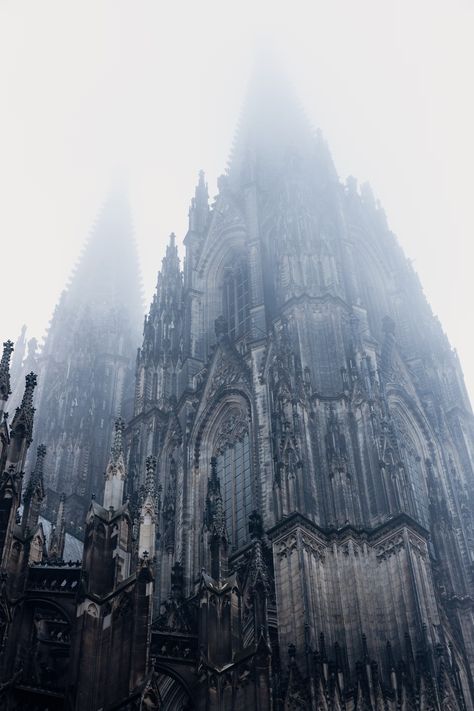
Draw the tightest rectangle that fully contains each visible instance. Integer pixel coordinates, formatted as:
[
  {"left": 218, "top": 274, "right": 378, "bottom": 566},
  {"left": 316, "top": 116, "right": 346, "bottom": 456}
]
[
  {"left": 1, "top": 340, "right": 14, "bottom": 363},
  {"left": 227, "top": 60, "right": 314, "bottom": 176},
  {"left": 26, "top": 443, "right": 47, "bottom": 497},
  {"left": 24, "top": 372, "right": 37, "bottom": 395},
  {"left": 145, "top": 455, "right": 157, "bottom": 496},
  {"left": 0, "top": 340, "right": 14, "bottom": 401},
  {"left": 32, "top": 444, "right": 46, "bottom": 478},
  {"left": 110, "top": 417, "right": 125, "bottom": 462},
  {"left": 106, "top": 417, "right": 126, "bottom": 482}
]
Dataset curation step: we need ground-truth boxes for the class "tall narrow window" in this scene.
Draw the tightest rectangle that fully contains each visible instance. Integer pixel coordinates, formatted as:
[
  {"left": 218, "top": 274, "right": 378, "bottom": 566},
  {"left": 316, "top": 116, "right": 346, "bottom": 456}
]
[
  {"left": 393, "top": 416, "right": 429, "bottom": 529},
  {"left": 214, "top": 413, "right": 252, "bottom": 549},
  {"left": 403, "top": 445, "right": 429, "bottom": 528},
  {"left": 223, "top": 261, "right": 250, "bottom": 339}
]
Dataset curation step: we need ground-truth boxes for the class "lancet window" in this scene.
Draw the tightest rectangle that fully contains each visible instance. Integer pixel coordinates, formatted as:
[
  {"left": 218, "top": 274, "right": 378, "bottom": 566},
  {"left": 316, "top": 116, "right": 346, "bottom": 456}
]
[
  {"left": 403, "top": 444, "right": 429, "bottom": 528},
  {"left": 223, "top": 261, "right": 250, "bottom": 339},
  {"left": 213, "top": 411, "right": 252, "bottom": 549},
  {"left": 393, "top": 414, "right": 429, "bottom": 528}
]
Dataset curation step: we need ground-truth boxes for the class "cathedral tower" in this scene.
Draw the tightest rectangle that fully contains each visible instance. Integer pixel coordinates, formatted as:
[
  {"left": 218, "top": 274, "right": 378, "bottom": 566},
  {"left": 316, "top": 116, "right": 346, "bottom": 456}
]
[
  {"left": 33, "top": 193, "right": 142, "bottom": 533},
  {"left": 0, "top": 67, "right": 472, "bottom": 711},
  {"left": 131, "top": 68, "right": 474, "bottom": 709}
]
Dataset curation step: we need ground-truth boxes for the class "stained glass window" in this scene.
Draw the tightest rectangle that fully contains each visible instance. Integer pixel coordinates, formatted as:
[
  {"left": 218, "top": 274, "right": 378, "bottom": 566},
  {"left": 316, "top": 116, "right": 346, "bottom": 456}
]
[{"left": 215, "top": 431, "right": 252, "bottom": 549}]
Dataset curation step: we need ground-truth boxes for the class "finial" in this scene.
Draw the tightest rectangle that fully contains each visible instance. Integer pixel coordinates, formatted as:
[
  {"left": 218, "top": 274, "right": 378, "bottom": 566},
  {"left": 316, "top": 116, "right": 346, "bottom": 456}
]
[
  {"left": 19, "top": 371, "right": 37, "bottom": 414},
  {"left": 35, "top": 444, "right": 47, "bottom": 468},
  {"left": 189, "top": 171, "right": 209, "bottom": 232},
  {"left": 1, "top": 341, "right": 14, "bottom": 370},
  {"left": 0, "top": 340, "right": 14, "bottom": 401},
  {"left": 196, "top": 170, "right": 208, "bottom": 199}
]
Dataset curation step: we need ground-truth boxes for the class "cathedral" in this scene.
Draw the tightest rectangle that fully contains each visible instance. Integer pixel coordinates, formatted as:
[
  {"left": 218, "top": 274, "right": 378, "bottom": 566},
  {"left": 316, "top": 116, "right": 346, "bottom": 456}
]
[{"left": 0, "top": 71, "right": 473, "bottom": 711}]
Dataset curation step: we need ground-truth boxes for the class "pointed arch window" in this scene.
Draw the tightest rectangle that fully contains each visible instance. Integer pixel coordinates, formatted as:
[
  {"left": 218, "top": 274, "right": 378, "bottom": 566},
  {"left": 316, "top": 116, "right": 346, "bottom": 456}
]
[
  {"left": 393, "top": 415, "right": 429, "bottom": 529},
  {"left": 213, "top": 412, "right": 252, "bottom": 549},
  {"left": 402, "top": 445, "right": 429, "bottom": 529},
  {"left": 223, "top": 261, "right": 250, "bottom": 339}
]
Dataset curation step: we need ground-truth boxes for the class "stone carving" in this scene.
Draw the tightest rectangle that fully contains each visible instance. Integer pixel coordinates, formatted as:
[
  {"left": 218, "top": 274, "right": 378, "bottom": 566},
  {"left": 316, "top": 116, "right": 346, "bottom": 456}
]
[{"left": 213, "top": 411, "right": 248, "bottom": 456}]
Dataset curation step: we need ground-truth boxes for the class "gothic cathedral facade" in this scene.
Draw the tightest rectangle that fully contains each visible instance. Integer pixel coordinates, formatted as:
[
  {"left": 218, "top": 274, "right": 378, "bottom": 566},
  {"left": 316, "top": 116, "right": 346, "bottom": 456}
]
[{"left": 0, "top": 75, "right": 473, "bottom": 710}]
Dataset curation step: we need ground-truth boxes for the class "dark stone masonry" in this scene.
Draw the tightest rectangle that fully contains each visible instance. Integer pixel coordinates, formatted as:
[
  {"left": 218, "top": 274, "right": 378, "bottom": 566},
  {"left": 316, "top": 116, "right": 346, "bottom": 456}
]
[{"left": 0, "top": 72, "right": 473, "bottom": 709}]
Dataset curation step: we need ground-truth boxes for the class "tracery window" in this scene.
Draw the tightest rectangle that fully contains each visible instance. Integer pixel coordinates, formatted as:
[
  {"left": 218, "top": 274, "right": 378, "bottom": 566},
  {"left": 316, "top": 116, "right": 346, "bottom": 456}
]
[
  {"left": 213, "top": 412, "right": 252, "bottom": 549},
  {"left": 223, "top": 261, "right": 250, "bottom": 339},
  {"left": 393, "top": 414, "right": 429, "bottom": 529}
]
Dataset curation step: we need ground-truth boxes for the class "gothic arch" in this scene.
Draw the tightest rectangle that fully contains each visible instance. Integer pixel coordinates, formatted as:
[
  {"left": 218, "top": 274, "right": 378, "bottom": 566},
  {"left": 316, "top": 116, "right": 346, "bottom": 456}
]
[
  {"left": 196, "top": 190, "right": 247, "bottom": 278},
  {"left": 203, "top": 242, "right": 250, "bottom": 350},
  {"left": 147, "top": 666, "right": 193, "bottom": 709},
  {"left": 387, "top": 391, "right": 433, "bottom": 528},
  {"left": 24, "top": 596, "right": 73, "bottom": 625},
  {"left": 20, "top": 598, "right": 73, "bottom": 693},
  {"left": 189, "top": 390, "right": 258, "bottom": 571}
]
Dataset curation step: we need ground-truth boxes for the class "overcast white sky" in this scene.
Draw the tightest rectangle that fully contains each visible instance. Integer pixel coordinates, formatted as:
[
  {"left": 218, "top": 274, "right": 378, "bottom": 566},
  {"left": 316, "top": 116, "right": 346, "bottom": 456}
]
[{"left": 1, "top": 1, "right": 473, "bottom": 400}]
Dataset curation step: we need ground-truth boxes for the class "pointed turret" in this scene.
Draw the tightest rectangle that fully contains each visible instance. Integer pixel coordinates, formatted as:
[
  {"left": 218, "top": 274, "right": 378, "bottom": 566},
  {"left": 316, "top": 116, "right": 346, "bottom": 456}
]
[
  {"left": 188, "top": 170, "right": 209, "bottom": 233},
  {"left": 103, "top": 417, "right": 126, "bottom": 510},
  {"left": 8, "top": 372, "right": 37, "bottom": 469},
  {"left": 22, "top": 443, "right": 46, "bottom": 536},
  {"left": 135, "top": 232, "right": 183, "bottom": 413},
  {"left": 204, "top": 456, "right": 228, "bottom": 580},
  {"left": 48, "top": 492, "right": 66, "bottom": 561},
  {"left": 7, "top": 327, "right": 40, "bottom": 414},
  {"left": 156, "top": 233, "right": 182, "bottom": 317}
]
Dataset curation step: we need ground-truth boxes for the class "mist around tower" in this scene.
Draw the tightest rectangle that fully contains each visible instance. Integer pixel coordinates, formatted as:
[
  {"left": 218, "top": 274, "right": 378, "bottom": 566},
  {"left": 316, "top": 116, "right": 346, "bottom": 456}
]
[{"left": 0, "top": 7, "right": 473, "bottom": 711}]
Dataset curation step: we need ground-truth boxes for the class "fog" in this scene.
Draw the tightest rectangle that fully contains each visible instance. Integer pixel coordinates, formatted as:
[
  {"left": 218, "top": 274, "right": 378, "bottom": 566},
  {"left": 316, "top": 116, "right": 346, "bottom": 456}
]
[{"left": 1, "top": 1, "right": 473, "bottom": 399}]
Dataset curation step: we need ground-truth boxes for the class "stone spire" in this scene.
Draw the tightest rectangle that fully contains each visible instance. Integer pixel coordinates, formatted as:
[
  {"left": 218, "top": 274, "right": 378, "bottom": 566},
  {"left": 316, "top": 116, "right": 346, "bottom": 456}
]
[
  {"left": 8, "top": 372, "right": 37, "bottom": 469},
  {"left": 0, "top": 340, "right": 14, "bottom": 411},
  {"left": 188, "top": 170, "right": 209, "bottom": 233},
  {"left": 48, "top": 492, "right": 66, "bottom": 561},
  {"left": 155, "top": 233, "right": 182, "bottom": 317},
  {"left": 227, "top": 58, "right": 336, "bottom": 190},
  {"left": 103, "top": 417, "right": 126, "bottom": 510},
  {"left": 135, "top": 232, "right": 183, "bottom": 413},
  {"left": 31, "top": 192, "right": 142, "bottom": 531},
  {"left": 204, "top": 457, "right": 228, "bottom": 580},
  {"left": 22, "top": 443, "right": 46, "bottom": 536}
]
